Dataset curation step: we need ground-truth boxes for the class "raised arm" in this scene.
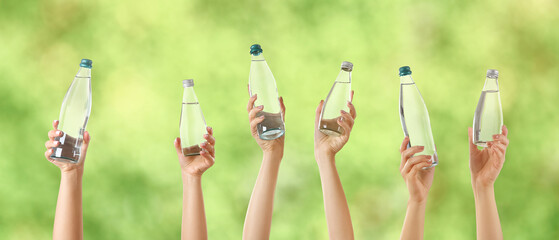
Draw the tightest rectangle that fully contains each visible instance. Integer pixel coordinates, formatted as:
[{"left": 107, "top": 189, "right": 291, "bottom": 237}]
[
  {"left": 44, "top": 120, "right": 90, "bottom": 240},
  {"left": 242, "top": 94, "right": 286, "bottom": 240},
  {"left": 314, "top": 91, "right": 356, "bottom": 240},
  {"left": 468, "top": 125, "right": 508, "bottom": 240},
  {"left": 398, "top": 137, "right": 435, "bottom": 240},
  {"left": 175, "top": 126, "right": 216, "bottom": 240}
]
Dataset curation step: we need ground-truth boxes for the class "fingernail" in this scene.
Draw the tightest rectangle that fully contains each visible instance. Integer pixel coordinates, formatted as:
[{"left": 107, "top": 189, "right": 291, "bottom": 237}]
[
  {"left": 54, "top": 141, "right": 60, "bottom": 146},
  {"left": 258, "top": 105, "right": 263, "bottom": 109},
  {"left": 427, "top": 155, "right": 432, "bottom": 159},
  {"left": 493, "top": 135, "right": 499, "bottom": 139},
  {"left": 420, "top": 146, "right": 424, "bottom": 150},
  {"left": 204, "top": 134, "right": 209, "bottom": 138},
  {"left": 259, "top": 116, "right": 265, "bottom": 119},
  {"left": 340, "top": 110, "right": 347, "bottom": 114},
  {"left": 56, "top": 131, "right": 61, "bottom": 135}
]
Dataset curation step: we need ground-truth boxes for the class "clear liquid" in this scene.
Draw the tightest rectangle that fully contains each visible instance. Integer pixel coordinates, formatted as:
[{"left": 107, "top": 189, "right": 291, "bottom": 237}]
[
  {"left": 51, "top": 132, "right": 82, "bottom": 163},
  {"left": 182, "top": 145, "right": 203, "bottom": 156},
  {"left": 249, "top": 54, "right": 285, "bottom": 140},
  {"left": 51, "top": 67, "right": 91, "bottom": 163},
  {"left": 473, "top": 90, "right": 503, "bottom": 147},
  {"left": 180, "top": 102, "right": 207, "bottom": 154},
  {"left": 256, "top": 111, "right": 285, "bottom": 140},
  {"left": 399, "top": 82, "right": 438, "bottom": 167},
  {"left": 319, "top": 80, "right": 351, "bottom": 135}
]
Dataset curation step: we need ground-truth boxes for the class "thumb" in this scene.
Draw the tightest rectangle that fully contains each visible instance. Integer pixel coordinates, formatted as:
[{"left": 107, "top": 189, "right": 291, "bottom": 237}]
[
  {"left": 468, "top": 128, "right": 477, "bottom": 153},
  {"left": 174, "top": 137, "right": 183, "bottom": 157},
  {"left": 80, "top": 131, "right": 91, "bottom": 162}
]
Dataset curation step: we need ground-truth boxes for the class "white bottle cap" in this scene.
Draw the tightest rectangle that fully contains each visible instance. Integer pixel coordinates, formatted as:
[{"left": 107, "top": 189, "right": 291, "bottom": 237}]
[
  {"left": 486, "top": 69, "right": 499, "bottom": 79},
  {"left": 341, "top": 61, "right": 353, "bottom": 72},
  {"left": 183, "top": 79, "right": 194, "bottom": 88}
]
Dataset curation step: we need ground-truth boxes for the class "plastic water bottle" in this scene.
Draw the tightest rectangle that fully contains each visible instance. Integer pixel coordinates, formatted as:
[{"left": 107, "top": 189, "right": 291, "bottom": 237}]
[
  {"left": 50, "top": 59, "right": 93, "bottom": 163},
  {"left": 398, "top": 66, "right": 438, "bottom": 167},
  {"left": 179, "top": 79, "right": 207, "bottom": 156},
  {"left": 248, "top": 44, "right": 285, "bottom": 140},
  {"left": 473, "top": 69, "right": 503, "bottom": 147},
  {"left": 319, "top": 61, "right": 353, "bottom": 136}
]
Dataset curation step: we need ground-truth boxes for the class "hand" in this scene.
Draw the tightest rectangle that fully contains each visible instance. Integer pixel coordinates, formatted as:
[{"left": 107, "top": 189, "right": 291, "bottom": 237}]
[
  {"left": 175, "top": 126, "right": 216, "bottom": 177},
  {"left": 44, "top": 120, "right": 90, "bottom": 174},
  {"left": 246, "top": 93, "right": 286, "bottom": 155},
  {"left": 399, "top": 137, "right": 435, "bottom": 204},
  {"left": 468, "top": 125, "right": 509, "bottom": 188},
  {"left": 314, "top": 91, "right": 356, "bottom": 160}
]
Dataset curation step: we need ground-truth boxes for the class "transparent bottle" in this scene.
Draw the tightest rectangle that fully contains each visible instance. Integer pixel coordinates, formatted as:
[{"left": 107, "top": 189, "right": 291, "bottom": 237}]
[
  {"left": 248, "top": 44, "right": 285, "bottom": 140},
  {"left": 319, "top": 61, "right": 353, "bottom": 136},
  {"left": 398, "top": 66, "right": 438, "bottom": 167},
  {"left": 180, "top": 79, "right": 207, "bottom": 156},
  {"left": 50, "top": 59, "right": 93, "bottom": 163},
  {"left": 473, "top": 69, "right": 503, "bottom": 147}
]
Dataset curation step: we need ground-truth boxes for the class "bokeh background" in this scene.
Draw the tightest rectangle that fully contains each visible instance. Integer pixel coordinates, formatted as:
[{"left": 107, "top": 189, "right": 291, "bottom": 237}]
[{"left": 1, "top": 0, "right": 558, "bottom": 239}]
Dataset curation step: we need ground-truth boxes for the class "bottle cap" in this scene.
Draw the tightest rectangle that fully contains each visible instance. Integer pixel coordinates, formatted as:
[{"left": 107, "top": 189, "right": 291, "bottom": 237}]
[
  {"left": 486, "top": 69, "right": 499, "bottom": 78},
  {"left": 250, "top": 44, "right": 263, "bottom": 56},
  {"left": 183, "top": 79, "right": 194, "bottom": 88},
  {"left": 399, "top": 66, "right": 412, "bottom": 76},
  {"left": 80, "top": 59, "right": 93, "bottom": 68},
  {"left": 341, "top": 61, "right": 353, "bottom": 71}
]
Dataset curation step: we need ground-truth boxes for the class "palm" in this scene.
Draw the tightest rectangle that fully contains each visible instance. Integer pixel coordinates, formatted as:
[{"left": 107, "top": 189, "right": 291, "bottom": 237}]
[
  {"left": 180, "top": 155, "right": 212, "bottom": 176},
  {"left": 407, "top": 168, "right": 434, "bottom": 201},
  {"left": 468, "top": 126, "right": 509, "bottom": 186},
  {"left": 315, "top": 130, "right": 347, "bottom": 155},
  {"left": 252, "top": 130, "right": 285, "bottom": 153}
]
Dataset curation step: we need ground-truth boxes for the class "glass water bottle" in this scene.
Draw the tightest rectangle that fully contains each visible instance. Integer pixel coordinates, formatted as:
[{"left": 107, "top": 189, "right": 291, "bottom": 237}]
[
  {"left": 179, "top": 79, "right": 207, "bottom": 156},
  {"left": 319, "top": 61, "right": 353, "bottom": 136},
  {"left": 473, "top": 69, "right": 503, "bottom": 147},
  {"left": 398, "top": 66, "right": 438, "bottom": 167},
  {"left": 50, "top": 59, "right": 93, "bottom": 163},
  {"left": 248, "top": 44, "right": 285, "bottom": 140}
]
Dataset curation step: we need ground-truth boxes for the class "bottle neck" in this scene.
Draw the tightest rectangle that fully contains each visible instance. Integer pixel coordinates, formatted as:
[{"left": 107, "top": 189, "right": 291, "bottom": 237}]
[
  {"left": 76, "top": 67, "right": 91, "bottom": 78},
  {"left": 182, "top": 87, "right": 199, "bottom": 103},
  {"left": 483, "top": 77, "right": 499, "bottom": 91},
  {"left": 251, "top": 53, "right": 265, "bottom": 61},
  {"left": 335, "top": 70, "right": 351, "bottom": 83},
  {"left": 400, "top": 75, "right": 414, "bottom": 84}
]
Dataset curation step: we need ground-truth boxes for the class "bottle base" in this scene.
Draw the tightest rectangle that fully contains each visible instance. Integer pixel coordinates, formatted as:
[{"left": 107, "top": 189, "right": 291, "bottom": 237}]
[
  {"left": 259, "top": 129, "right": 285, "bottom": 140},
  {"left": 319, "top": 128, "right": 342, "bottom": 136},
  {"left": 50, "top": 155, "right": 79, "bottom": 164},
  {"left": 474, "top": 141, "right": 488, "bottom": 148}
]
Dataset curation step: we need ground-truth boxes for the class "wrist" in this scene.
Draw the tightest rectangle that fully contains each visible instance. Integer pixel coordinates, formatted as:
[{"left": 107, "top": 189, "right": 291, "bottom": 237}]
[
  {"left": 473, "top": 182, "right": 495, "bottom": 196},
  {"left": 315, "top": 152, "right": 336, "bottom": 169},
  {"left": 408, "top": 197, "right": 428, "bottom": 207},
  {"left": 263, "top": 151, "right": 283, "bottom": 163},
  {"left": 182, "top": 172, "right": 202, "bottom": 182},
  {"left": 60, "top": 168, "right": 83, "bottom": 179},
  {"left": 472, "top": 177, "right": 495, "bottom": 192}
]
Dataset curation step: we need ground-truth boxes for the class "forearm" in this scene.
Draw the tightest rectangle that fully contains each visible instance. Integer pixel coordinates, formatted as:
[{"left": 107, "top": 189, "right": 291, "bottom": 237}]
[
  {"left": 182, "top": 174, "right": 207, "bottom": 240},
  {"left": 400, "top": 200, "right": 426, "bottom": 240},
  {"left": 316, "top": 153, "right": 354, "bottom": 240},
  {"left": 243, "top": 152, "right": 282, "bottom": 240},
  {"left": 54, "top": 170, "right": 83, "bottom": 240},
  {"left": 473, "top": 184, "right": 502, "bottom": 240}
]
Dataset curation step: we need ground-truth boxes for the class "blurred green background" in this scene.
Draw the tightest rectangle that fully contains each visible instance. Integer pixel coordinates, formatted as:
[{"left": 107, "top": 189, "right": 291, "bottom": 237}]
[{"left": 1, "top": 0, "right": 558, "bottom": 239}]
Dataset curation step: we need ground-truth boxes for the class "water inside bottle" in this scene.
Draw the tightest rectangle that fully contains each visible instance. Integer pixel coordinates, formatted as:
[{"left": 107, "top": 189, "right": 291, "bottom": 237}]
[
  {"left": 256, "top": 111, "right": 284, "bottom": 140},
  {"left": 473, "top": 90, "right": 502, "bottom": 147},
  {"left": 50, "top": 132, "right": 82, "bottom": 163},
  {"left": 319, "top": 117, "right": 344, "bottom": 136},
  {"left": 182, "top": 145, "right": 203, "bottom": 156}
]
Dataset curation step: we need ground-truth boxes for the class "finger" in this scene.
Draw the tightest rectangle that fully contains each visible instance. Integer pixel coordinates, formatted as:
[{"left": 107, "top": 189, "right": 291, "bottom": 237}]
[
  {"left": 250, "top": 116, "right": 265, "bottom": 131},
  {"left": 53, "top": 120, "right": 59, "bottom": 130},
  {"left": 400, "top": 136, "right": 410, "bottom": 153},
  {"left": 468, "top": 127, "right": 478, "bottom": 154},
  {"left": 248, "top": 105, "right": 263, "bottom": 121},
  {"left": 174, "top": 137, "right": 183, "bottom": 156},
  {"left": 488, "top": 145, "right": 504, "bottom": 161},
  {"left": 338, "top": 116, "right": 351, "bottom": 140},
  {"left": 409, "top": 161, "right": 433, "bottom": 176},
  {"left": 247, "top": 94, "right": 257, "bottom": 112},
  {"left": 402, "top": 146, "right": 425, "bottom": 161},
  {"left": 502, "top": 125, "right": 508, "bottom": 137},
  {"left": 350, "top": 90, "right": 354, "bottom": 102},
  {"left": 203, "top": 132, "right": 216, "bottom": 146},
  {"left": 200, "top": 151, "right": 215, "bottom": 168},
  {"left": 402, "top": 155, "right": 432, "bottom": 175},
  {"left": 399, "top": 137, "right": 410, "bottom": 169},
  {"left": 347, "top": 101, "right": 356, "bottom": 120},
  {"left": 45, "top": 140, "right": 60, "bottom": 149},
  {"left": 80, "top": 131, "right": 91, "bottom": 161},
  {"left": 206, "top": 126, "right": 214, "bottom": 136},
  {"left": 201, "top": 142, "right": 215, "bottom": 158},
  {"left": 315, "top": 100, "right": 324, "bottom": 127},
  {"left": 45, "top": 149, "right": 55, "bottom": 162},
  {"left": 48, "top": 130, "right": 62, "bottom": 141},
  {"left": 340, "top": 110, "right": 354, "bottom": 128},
  {"left": 492, "top": 134, "right": 509, "bottom": 147},
  {"left": 279, "top": 96, "right": 286, "bottom": 120},
  {"left": 491, "top": 141, "right": 507, "bottom": 155}
]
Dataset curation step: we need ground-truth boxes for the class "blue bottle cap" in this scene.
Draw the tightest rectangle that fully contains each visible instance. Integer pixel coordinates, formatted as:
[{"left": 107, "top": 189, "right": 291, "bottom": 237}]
[
  {"left": 250, "top": 44, "right": 263, "bottom": 56},
  {"left": 399, "top": 66, "right": 412, "bottom": 76},
  {"left": 80, "top": 59, "right": 93, "bottom": 68}
]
